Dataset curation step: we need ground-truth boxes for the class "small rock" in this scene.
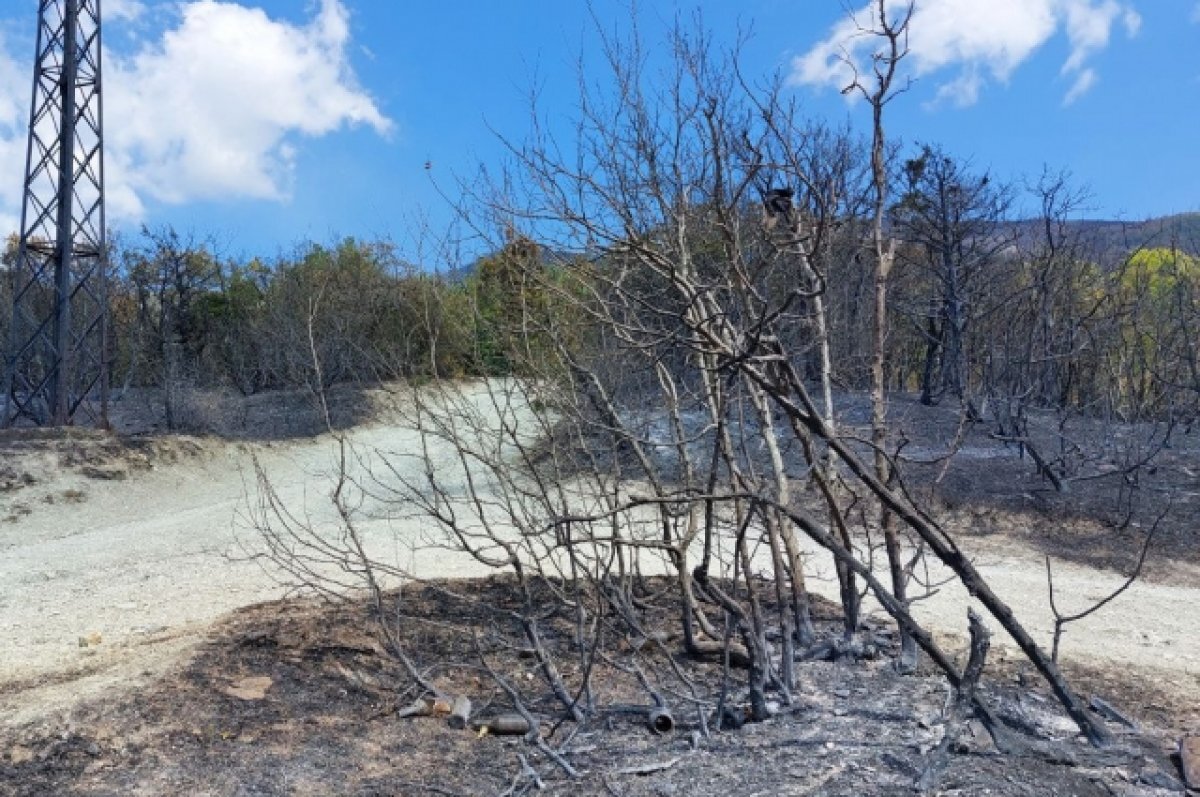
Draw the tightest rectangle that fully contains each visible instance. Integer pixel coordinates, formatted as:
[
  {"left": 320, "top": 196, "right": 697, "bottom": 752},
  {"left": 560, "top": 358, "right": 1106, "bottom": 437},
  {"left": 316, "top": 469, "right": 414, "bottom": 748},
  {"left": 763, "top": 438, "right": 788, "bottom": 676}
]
[
  {"left": 966, "top": 719, "right": 997, "bottom": 754},
  {"left": 81, "top": 466, "right": 127, "bottom": 481},
  {"left": 1181, "top": 736, "right": 1200, "bottom": 789},
  {"left": 221, "top": 675, "right": 273, "bottom": 701},
  {"left": 77, "top": 632, "right": 102, "bottom": 648},
  {"left": 9, "top": 746, "right": 33, "bottom": 765}
]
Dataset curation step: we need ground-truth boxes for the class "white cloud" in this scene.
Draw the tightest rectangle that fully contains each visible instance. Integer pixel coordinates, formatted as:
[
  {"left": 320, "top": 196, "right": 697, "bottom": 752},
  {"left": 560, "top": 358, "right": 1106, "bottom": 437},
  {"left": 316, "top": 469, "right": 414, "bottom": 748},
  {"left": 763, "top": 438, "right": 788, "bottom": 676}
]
[
  {"left": 1061, "top": 1, "right": 1121, "bottom": 74},
  {"left": 928, "top": 68, "right": 982, "bottom": 108},
  {"left": 108, "top": 0, "right": 390, "bottom": 213},
  {"left": 1062, "top": 67, "right": 1097, "bottom": 104},
  {"left": 107, "top": 0, "right": 147, "bottom": 23},
  {"left": 0, "top": 0, "right": 390, "bottom": 235},
  {"left": 1122, "top": 8, "right": 1142, "bottom": 35},
  {"left": 791, "top": 0, "right": 1140, "bottom": 107}
]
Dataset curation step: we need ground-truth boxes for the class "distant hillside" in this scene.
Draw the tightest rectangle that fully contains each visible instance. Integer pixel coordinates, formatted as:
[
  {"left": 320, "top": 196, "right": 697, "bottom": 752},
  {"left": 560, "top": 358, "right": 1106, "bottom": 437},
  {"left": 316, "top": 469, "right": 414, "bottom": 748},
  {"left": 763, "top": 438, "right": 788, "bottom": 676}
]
[
  {"left": 1071, "top": 213, "right": 1200, "bottom": 255},
  {"left": 1005, "top": 212, "right": 1200, "bottom": 259},
  {"left": 437, "top": 213, "right": 1200, "bottom": 279}
]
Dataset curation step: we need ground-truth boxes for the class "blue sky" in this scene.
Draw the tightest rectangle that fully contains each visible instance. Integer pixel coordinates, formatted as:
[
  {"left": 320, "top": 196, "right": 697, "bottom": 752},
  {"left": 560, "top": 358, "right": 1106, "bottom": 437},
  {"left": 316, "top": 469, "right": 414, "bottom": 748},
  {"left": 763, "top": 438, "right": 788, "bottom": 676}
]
[{"left": 0, "top": 0, "right": 1197, "bottom": 260}]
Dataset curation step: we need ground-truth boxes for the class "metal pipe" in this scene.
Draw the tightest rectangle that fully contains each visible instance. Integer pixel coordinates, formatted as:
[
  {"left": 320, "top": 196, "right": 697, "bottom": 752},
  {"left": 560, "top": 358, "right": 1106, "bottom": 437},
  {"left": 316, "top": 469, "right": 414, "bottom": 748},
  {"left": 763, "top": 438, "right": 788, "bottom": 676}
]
[{"left": 648, "top": 706, "right": 675, "bottom": 734}]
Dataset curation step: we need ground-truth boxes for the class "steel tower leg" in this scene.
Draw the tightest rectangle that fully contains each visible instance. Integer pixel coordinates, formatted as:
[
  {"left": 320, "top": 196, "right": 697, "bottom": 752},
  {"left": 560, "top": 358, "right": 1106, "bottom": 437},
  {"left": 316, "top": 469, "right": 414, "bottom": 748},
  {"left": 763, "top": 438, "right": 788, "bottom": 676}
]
[{"left": 2, "top": 0, "right": 108, "bottom": 428}]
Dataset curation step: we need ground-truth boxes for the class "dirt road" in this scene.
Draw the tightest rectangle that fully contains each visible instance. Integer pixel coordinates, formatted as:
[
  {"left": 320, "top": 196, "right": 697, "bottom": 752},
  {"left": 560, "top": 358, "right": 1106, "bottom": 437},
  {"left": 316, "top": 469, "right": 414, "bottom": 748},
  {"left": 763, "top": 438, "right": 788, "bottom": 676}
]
[{"left": 2, "top": 406, "right": 1197, "bottom": 729}]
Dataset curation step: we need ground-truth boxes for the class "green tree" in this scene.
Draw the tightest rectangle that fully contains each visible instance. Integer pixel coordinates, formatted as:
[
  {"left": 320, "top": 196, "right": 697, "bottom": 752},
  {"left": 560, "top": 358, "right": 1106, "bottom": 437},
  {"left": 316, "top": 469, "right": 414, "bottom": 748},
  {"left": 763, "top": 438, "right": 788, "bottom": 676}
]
[
  {"left": 1107, "top": 247, "right": 1200, "bottom": 418},
  {"left": 468, "top": 235, "right": 564, "bottom": 376}
]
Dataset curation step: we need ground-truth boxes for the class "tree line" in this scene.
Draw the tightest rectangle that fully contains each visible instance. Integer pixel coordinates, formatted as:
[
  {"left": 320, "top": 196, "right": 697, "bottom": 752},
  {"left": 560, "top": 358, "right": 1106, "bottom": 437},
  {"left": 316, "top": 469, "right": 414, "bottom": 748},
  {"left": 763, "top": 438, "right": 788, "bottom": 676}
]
[
  {"left": 1, "top": 228, "right": 587, "bottom": 429},
  {"left": 3, "top": 178, "right": 1195, "bottom": 438}
]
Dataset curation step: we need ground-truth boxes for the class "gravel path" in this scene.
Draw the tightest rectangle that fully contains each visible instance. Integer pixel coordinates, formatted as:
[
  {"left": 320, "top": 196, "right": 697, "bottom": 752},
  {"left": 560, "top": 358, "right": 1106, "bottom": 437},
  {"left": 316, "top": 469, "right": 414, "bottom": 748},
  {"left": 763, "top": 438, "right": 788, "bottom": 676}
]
[{"left": 2, "top": 408, "right": 1197, "bottom": 729}]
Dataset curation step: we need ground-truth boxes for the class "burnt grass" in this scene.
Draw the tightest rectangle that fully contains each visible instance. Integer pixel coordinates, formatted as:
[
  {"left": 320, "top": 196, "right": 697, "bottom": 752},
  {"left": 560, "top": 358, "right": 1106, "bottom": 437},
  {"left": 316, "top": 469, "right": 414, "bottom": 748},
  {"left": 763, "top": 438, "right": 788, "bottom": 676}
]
[
  {"left": 0, "top": 577, "right": 1189, "bottom": 796},
  {"left": 863, "top": 393, "right": 1200, "bottom": 576}
]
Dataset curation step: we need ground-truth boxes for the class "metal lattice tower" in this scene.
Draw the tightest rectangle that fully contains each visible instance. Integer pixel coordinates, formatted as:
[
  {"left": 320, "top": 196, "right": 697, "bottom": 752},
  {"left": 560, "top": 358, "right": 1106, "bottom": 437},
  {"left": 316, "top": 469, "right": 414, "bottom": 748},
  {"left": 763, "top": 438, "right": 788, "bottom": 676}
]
[{"left": 2, "top": 0, "right": 108, "bottom": 428}]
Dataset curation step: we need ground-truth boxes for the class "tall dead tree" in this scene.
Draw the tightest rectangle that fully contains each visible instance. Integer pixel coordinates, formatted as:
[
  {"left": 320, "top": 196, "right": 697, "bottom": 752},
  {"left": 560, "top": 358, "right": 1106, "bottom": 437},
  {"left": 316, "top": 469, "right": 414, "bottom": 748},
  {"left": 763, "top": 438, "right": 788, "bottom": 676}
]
[
  {"left": 840, "top": 0, "right": 920, "bottom": 672},
  {"left": 891, "top": 144, "right": 1012, "bottom": 410}
]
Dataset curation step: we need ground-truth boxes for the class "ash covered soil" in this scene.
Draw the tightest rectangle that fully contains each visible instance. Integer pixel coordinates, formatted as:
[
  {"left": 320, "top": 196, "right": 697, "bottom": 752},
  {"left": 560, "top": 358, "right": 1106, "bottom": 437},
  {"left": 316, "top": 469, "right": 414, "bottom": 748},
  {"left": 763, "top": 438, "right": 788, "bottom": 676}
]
[
  {"left": 1, "top": 384, "right": 1197, "bottom": 794},
  {"left": 0, "top": 580, "right": 1193, "bottom": 796}
]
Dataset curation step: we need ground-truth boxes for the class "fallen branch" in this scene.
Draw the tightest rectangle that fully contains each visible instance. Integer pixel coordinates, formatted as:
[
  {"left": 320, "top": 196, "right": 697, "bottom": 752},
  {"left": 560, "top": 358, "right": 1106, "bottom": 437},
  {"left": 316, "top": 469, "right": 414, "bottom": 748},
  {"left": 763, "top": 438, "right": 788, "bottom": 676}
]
[
  {"left": 918, "top": 609, "right": 991, "bottom": 793},
  {"left": 1089, "top": 696, "right": 1138, "bottom": 731},
  {"left": 615, "top": 756, "right": 682, "bottom": 776}
]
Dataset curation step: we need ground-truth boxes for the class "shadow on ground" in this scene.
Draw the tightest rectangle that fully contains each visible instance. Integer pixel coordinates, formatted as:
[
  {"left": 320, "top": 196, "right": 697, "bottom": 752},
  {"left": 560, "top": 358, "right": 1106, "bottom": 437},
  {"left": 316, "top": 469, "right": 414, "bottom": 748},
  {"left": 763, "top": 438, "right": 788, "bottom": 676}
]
[{"left": 106, "top": 383, "right": 380, "bottom": 441}]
